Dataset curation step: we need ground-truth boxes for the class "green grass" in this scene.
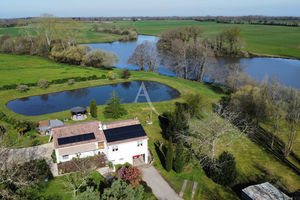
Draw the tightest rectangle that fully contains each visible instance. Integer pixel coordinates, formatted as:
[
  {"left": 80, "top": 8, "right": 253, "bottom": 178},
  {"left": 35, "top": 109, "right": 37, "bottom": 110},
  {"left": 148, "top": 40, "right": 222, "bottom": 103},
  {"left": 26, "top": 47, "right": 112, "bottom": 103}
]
[
  {"left": 0, "top": 53, "right": 109, "bottom": 87},
  {"left": 0, "top": 54, "right": 300, "bottom": 199}
]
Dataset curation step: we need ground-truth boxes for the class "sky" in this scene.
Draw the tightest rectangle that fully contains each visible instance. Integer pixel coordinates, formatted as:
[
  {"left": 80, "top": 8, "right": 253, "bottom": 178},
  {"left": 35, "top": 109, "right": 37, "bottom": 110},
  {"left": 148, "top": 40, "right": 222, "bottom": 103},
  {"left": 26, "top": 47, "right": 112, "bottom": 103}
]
[{"left": 1, "top": 0, "right": 300, "bottom": 18}]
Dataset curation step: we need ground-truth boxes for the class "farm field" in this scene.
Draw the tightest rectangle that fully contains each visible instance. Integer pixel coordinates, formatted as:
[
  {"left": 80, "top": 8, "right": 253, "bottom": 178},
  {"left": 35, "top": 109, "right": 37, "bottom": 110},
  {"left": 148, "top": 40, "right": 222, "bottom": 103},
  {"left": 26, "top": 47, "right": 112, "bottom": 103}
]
[
  {"left": 1, "top": 20, "right": 300, "bottom": 58},
  {"left": 0, "top": 54, "right": 299, "bottom": 199}
]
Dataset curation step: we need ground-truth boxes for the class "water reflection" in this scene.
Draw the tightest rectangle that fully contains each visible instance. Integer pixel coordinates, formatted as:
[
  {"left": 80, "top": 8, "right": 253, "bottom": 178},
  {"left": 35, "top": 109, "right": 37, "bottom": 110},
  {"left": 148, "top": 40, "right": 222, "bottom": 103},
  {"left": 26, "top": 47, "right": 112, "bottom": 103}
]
[{"left": 7, "top": 81, "right": 180, "bottom": 116}]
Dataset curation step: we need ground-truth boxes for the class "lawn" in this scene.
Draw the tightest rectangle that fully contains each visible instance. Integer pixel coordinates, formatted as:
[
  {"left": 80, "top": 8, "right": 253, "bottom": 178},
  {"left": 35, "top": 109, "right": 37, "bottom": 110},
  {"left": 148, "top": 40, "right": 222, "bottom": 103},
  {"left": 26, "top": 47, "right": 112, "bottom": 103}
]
[
  {"left": 1, "top": 20, "right": 300, "bottom": 58},
  {"left": 0, "top": 54, "right": 299, "bottom": 199},
  {"left": 0, "top": 53, "right": 109, "bottom": 87}
]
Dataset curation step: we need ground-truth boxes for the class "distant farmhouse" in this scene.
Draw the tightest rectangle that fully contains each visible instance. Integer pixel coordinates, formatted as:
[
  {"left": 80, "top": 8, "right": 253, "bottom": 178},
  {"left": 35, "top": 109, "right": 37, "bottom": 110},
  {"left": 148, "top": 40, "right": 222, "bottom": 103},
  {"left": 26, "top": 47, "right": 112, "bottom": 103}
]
[
  {"left": 242, "top": 182, "right": 292, "bottom": 200},
  {"left": 52, "top": 120, "right": 149, "bottom": 165}
]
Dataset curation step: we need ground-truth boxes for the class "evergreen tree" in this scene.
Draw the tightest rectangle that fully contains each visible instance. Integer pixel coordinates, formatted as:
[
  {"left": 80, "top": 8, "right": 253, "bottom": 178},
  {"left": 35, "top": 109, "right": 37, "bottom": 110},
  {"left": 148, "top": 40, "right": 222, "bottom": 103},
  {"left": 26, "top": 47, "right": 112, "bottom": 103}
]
[
  {"left": 186, "top": 94, "right": 202, "bottom": 118},
  {"left": 104, "top": 91, "right": 127, "bottom": 119},
  {"left": 158, "top": 112, "right": 176, "bottom": 140},
  {"left": 173, "top": 142, "right": 185, "bottom": 173},
  {"left": 165, "top": 137, "right": 173, "bottom": 172},
  {"left": 216, "top": 151, "right": 237, "bottom": 185},
  {"left": 90, "top": 99, "right": 97, "bottom": 118}
]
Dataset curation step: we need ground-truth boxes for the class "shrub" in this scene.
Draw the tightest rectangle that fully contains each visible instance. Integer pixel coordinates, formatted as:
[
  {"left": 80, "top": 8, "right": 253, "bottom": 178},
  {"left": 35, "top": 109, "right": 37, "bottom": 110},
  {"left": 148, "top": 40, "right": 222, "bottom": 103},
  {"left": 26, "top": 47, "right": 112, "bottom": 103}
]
[
  {"left": 90, "top": 99, "right": 98, "bottom": 118},
  {"left": 117, "top": 166, "right": 142, "bottom": 187},
  {"left": 0, "top": 125, "right": 6, "bottom": 137},
  {"left": 107, "top": 71, "right": 117, "bottom": 80},
  {"left": 68, "top": 79, "right": 75, "bottom": 85},
  {"left": 121, "top": 69, "right": 131, "bottom": 79},
  {"left": 83, "top": 49, "right": 119, "bottom": 69},
  {"left": 38, "top": 79, "right": 49, "bottom": 89},
  {"left": 16, "top": 84, "right": 29, "bottom": 92},
  {"left": 186, "top": 94, "right": 202, "bottom": 118}
]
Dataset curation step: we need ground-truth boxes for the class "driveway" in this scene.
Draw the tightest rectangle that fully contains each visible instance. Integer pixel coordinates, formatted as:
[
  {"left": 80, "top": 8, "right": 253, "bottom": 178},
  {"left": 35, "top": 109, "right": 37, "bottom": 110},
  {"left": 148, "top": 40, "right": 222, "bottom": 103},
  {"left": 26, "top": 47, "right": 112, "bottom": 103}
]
[
  {"left": 140, "top": 165, "right": 183, "bottom": 200},
  {"left": 0, "top": 143, "right": 57, "bottom": 175}
]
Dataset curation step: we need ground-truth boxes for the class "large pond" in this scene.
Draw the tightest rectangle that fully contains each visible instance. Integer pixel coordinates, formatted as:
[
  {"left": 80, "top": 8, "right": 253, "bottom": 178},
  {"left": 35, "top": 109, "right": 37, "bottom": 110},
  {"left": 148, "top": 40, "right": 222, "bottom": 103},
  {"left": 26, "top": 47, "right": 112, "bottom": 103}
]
[
  {"left": 88, "top": 35, "right": 300, "bottom": 89},
  {"left": 7, "top": 81, "right": 180, "bottom": 116}
]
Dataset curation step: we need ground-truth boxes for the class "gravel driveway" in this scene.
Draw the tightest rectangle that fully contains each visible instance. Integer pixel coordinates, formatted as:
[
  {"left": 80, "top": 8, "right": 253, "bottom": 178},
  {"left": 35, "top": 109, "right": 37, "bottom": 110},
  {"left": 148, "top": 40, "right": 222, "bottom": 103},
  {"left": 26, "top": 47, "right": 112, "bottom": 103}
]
[{"left": 140, "top": 165, "right": 183, "bottom": 200}]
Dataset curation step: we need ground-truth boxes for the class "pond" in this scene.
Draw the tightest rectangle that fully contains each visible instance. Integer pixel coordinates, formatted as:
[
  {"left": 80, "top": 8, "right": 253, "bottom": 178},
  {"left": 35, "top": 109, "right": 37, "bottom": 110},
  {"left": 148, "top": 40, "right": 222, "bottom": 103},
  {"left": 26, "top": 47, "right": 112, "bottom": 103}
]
[
  {"left": 88, "top": 35, "right": 300, "bottom": 89},
  {"left": 6, "top": 81, "right": 180, "bottom": 116}
]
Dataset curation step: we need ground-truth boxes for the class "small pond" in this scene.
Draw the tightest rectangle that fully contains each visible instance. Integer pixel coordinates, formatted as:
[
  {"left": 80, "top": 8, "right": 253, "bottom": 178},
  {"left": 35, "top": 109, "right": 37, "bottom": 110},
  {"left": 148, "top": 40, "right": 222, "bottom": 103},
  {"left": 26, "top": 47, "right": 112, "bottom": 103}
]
[
  {"left": 6, "top": 81, "right": 180, "bottom": 116},
  {"left": 88, "top": 35, "right": 300, "bottom": 88}
]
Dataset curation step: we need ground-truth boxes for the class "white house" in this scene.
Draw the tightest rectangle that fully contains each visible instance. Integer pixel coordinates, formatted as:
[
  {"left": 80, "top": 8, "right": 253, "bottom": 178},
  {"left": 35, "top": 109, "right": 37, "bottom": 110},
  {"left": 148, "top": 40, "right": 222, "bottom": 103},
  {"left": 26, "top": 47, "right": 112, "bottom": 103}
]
[{"left": 52, "top": 120, "right": 148, "bottom": 165}]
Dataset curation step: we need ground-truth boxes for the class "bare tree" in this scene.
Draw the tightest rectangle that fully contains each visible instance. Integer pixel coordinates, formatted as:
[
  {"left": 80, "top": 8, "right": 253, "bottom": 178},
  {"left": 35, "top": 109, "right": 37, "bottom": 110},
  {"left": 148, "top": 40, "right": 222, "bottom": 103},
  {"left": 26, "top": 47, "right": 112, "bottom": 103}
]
[
  {"left": 37, "top": 13, "right": 57, "bottom": 51},
  {"left": 284, "top": 88, "right": 300, "bottom": 157},
  {"left": 64, "top": 158, "right": 95, "bottom": 199},
  {"left": 127, "top": 41, "right": 159, "bottom": 71},
  {"left": 178, "top": 104, "right": 252, "bottom": 161}
]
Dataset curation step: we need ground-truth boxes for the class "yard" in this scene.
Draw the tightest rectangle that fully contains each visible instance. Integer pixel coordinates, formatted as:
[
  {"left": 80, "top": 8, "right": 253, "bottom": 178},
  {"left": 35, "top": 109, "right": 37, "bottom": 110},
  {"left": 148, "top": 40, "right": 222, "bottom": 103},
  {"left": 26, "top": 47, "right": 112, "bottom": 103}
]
[{"left": 0, "top": 54, "right": 299, "bottom": 199}]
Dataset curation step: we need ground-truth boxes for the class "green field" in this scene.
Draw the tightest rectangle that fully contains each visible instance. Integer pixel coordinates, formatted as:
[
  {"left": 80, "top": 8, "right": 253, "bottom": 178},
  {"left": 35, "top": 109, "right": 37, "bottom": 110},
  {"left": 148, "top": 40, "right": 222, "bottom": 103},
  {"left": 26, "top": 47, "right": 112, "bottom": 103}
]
[
  {"left": 0, "top": 54, "right": 299, "bottom": 199},
  {"left": 1, "top": 20, "right": 300, "bottom": 58}
]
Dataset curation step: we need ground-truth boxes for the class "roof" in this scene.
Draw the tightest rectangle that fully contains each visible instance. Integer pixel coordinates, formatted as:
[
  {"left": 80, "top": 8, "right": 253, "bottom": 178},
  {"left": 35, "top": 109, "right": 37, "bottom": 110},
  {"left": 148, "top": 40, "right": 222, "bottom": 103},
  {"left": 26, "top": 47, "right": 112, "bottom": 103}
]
[
  {"left": 52, "top": 121, "right": 105, "bottom": 149},
  {"left": 104, "top": 124, "right": 148, "bottom": 145},
  {"left": 70, "top": 106, "right": 86, "bottom": 113},
  {"left": 105, "top": 119, "right": 140, "bottom": 129},
  {"left": 242, "top": 182, "right": 292, "bottom": 200},
  {"left": 39, "top": 120, "right": 50, "bottom": 128},
  {"left": 58, "top": 142, "right": 97, "bottom": 156},
  {"left": 50, "top": 119, "right": 64, "bottom": 128}
]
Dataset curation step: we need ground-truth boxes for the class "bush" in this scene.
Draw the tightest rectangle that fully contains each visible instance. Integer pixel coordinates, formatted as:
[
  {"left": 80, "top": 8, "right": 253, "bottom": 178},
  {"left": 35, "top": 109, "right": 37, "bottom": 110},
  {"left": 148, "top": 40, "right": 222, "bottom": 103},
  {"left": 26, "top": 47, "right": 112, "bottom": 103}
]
[
  {"left": 107, "top": 71, "right": 117, "bottom": 80},
  {"left": 16, "top": 84, "right": 29, "bottom": 92},
  {"left": 117, "top": 166, "right": 142, "bottom": 187},
  {"left": 83, "top": 49, "right": 119, "bottom": 69},
  {"left": 68, "top": 79, "right": 75, "bottom": 85},
  {"left": 0, "top": 125, "right": 6, "bottom": 137},
  {"left": 121, "top": 69, "right": 131, "bottom": 79},
  {"left": 186, "top": 94, "right": 202, "bottom": 118},
  {"left": 38, "top": 79, "right": 49, "bottom": 89}
]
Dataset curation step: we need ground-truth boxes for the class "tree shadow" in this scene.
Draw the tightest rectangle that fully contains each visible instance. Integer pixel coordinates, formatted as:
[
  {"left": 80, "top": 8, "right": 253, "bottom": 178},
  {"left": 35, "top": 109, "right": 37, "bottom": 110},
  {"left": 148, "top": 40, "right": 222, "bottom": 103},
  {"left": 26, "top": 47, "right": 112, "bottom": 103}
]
[
  {"left": 154, "top": 142, "right": 166, "bottom": 169},
  {"left": 203, "top": 82, "right": 228, "bottom": 94},
  {"left": 248, "top": 126, "right": 300, "bottom": 176}
]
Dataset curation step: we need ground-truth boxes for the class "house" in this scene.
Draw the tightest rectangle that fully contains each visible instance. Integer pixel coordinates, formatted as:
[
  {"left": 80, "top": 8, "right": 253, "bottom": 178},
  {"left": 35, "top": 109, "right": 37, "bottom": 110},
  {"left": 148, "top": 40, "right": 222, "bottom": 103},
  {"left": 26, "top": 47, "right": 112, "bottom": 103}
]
[
  {"left": 52, "top": 120, "right": 148, "bottom": 165},
  {"left": 38, "top": 119, "right": 64, "bottom": 135},
  {"left": 242, "top": 182, "right": 292, "bottom": 200}
]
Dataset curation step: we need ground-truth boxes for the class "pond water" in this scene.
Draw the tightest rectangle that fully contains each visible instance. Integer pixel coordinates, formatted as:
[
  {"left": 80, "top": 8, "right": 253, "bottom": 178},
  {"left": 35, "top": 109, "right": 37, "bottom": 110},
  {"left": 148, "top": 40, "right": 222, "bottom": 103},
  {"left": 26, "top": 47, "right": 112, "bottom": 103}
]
[
  {"left": 7, "top": 81, "right": 180, "bottom": 116},
  {"left": 88, "top": 35, "right": 300, "bottom": 89}
]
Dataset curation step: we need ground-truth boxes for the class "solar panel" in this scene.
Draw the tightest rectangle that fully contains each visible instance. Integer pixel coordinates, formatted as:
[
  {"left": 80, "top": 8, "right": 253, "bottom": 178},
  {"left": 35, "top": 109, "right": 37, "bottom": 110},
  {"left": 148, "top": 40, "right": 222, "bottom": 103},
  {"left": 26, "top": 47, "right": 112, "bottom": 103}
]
[
  {"left": 58, "top": 132, "right": 95, "bottom": 145},
  {"left": 103, "top": 124, "right": 147, "bottom": 143}
]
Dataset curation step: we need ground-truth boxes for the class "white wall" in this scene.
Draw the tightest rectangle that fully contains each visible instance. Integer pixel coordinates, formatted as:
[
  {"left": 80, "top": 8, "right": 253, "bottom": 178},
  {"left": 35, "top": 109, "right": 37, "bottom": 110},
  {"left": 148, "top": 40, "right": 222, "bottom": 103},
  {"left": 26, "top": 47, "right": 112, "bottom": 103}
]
[{"left": 107, "top": 139, "right": 148, "bottom": 165}]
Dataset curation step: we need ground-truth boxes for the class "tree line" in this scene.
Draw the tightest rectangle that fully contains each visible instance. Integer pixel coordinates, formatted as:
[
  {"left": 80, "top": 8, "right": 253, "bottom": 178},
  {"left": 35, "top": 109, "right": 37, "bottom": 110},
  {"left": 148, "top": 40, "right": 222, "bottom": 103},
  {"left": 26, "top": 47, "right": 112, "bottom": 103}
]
[{"left": 93, "top": 23, "right": 138, "bottom": 41}]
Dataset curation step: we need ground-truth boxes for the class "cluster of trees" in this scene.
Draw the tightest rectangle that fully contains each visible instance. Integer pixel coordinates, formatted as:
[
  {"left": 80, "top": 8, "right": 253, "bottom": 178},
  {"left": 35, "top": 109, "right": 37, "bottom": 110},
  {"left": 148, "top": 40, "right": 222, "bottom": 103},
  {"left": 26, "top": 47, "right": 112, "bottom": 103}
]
[
  {"left": 228, "top": 78, "right": 300, "bottom": 157},
  {"left": 93, "top": 23, "right": 138, "bottom": 41},
  {"left": 127, "top": 41, "right": 159, "bottom": 71}
]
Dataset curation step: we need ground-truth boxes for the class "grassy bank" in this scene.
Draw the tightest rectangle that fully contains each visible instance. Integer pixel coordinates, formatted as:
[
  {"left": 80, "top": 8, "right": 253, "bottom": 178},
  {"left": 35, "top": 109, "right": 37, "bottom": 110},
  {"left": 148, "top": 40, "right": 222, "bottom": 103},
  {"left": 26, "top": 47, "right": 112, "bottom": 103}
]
[{"left": 1, "top": 20, "right": 300, "bottom": 58}]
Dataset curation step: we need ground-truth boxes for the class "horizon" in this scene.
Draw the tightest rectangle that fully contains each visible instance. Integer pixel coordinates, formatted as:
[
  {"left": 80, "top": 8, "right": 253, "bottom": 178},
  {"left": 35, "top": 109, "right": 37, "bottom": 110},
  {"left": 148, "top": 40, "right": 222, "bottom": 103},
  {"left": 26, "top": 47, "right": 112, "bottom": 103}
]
[{"left": 1, "top": 0, "right": 300, "bottom": 18}]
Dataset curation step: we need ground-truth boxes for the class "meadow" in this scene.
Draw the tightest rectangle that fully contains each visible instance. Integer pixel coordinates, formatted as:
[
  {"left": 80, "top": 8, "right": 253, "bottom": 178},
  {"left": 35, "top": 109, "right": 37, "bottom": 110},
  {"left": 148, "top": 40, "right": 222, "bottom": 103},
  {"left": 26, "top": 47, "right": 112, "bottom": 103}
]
[
  {"left": 0, "top": 54, "right": 299, "bottom": 199},
  {"left": 1, "top": 20, "right": 300, "bottom": 58}
]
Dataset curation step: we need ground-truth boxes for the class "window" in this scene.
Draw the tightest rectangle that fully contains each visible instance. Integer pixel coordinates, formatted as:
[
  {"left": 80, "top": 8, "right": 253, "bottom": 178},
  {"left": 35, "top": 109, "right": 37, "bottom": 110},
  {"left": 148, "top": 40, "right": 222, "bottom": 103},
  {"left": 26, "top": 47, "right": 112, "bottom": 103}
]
[
  {"left": 112, "top": 146, "right": 118, "bottom": 152},
  {"left": 98, "top": 141, "right": 104, "bottom": 149},
  {"left": 137, "top": 140, "right": 143, "bottom": 147},
  {"left": 62, "top": 155, "right": 69, "bottom": 160}
]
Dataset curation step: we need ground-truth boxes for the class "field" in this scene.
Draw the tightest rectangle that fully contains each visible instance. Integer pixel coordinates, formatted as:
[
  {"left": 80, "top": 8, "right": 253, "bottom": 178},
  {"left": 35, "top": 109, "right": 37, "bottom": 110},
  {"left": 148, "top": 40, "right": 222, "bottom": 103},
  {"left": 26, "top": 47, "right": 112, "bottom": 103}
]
[
  {"left": 1, "top": 20, "right": 300, "bottom": 58},
  {"left": 0, "top": 54, "right": 300, "bottom": 199}
]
